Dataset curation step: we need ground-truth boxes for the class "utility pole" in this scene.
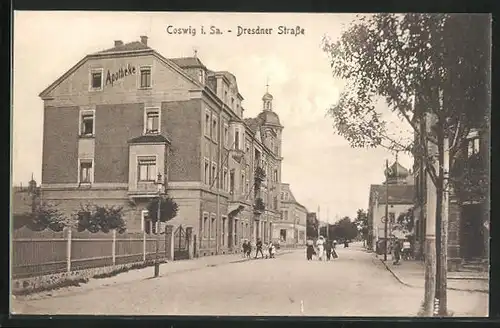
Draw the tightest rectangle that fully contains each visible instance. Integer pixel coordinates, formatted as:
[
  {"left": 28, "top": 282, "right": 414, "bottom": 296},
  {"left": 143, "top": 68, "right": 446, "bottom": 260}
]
[{"left": 384, "top": 159, "right": 389, "bottom": 261}]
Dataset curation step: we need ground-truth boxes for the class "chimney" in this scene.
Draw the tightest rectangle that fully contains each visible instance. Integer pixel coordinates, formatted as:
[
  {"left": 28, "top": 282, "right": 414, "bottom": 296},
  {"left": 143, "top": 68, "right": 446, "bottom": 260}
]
[
  {"left": 140, "top": 35, "right": 148, "bottom": 45},
  {"left": 114, "top": 40, "right": 123, "bottom": 47}
]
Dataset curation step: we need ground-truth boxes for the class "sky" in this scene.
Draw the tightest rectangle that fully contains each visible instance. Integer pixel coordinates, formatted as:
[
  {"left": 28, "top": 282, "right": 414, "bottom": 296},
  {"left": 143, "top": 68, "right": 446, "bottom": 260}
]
[{"left": 12, "top": 11, "right": 412, "bottom": 222}]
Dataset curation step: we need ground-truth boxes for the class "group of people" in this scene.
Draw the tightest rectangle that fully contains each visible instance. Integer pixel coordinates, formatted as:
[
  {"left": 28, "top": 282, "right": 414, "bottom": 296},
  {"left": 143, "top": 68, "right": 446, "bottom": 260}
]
[
  {"left": 306, "top": 235, "right": 339, "bottom": 261},
  {"left": 390, "top": 236, "right": 412, "bottom": 265},
  {"left": 242, "top": 238, "right": 276, "bottom": 259}
]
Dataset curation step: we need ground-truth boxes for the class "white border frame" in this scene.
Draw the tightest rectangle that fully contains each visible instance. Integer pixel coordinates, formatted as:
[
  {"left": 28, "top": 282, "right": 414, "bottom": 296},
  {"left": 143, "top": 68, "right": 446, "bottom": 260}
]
[
  {"left": 137, "top": 65, "right": 153, "bottom": 90},
  {"left": 136, "top": 154, "right": 159, "bottom": 182},
  {"left": 143, "top": 107, "right": 161, "bottom": 135},
  {"left": 88, "top": 68, "right": 104, "bottom": 92},
  {"left": 78, "top": 108, "right": 96, "bottom": 137},
  {"left": 78, "top": 158, "right": 95, "bottom": 184}
]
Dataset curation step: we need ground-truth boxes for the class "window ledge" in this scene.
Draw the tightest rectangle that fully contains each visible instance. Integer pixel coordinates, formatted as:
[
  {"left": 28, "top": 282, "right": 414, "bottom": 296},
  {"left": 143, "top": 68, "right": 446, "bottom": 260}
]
[
  {"left": 79, "top": 134, "right": 95, "bottom": 139},
  {"left": 89, "top": 88, "right": 103, "bottom": 92},
  {"left": 138, "top": 86, "right": 153, "bottom": 90},
  {"left": 78, "top": 182, "right": 92, "bottom": 188}
]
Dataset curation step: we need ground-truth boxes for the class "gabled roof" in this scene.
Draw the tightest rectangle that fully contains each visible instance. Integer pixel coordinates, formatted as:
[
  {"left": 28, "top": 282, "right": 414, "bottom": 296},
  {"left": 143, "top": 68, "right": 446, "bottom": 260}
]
[
  {"left": 95, "top": 41, "right": 151, "bottom": 54},
  {"left": 369, "top": 184, "right": 415, "bottom": 206},
  {"left": 128, "top": 134, "right": 172, "bottom": 144},
  {"left": 169, "top": 57, "right": 206, "bottom": 69},
  {"left": 39, "top": 39, "right": 203, "bottom": 99}
]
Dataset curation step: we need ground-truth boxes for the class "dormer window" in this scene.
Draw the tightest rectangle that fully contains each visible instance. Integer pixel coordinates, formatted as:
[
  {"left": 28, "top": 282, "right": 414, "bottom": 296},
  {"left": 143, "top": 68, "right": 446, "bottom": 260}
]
[
  {"left": 144, "top": 108, "right": 160, "bottom": 134},
  {"left": 199, "top": 69, "right": 205, "bottom": 83}
]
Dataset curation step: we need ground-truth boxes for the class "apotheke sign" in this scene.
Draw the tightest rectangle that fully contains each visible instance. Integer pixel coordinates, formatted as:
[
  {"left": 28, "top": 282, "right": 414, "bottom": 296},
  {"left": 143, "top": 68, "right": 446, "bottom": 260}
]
[{"left": 105, "top": 64, "right": 136, "bottom": 86}]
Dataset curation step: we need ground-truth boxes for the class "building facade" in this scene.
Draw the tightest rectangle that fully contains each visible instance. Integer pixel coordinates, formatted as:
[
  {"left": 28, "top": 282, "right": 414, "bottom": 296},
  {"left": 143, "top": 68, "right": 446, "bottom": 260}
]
[
  {"left": 273, "top": 183, "right": 307, "bottom": 246},
  {"left": 367, "top": 160, "right": 415, "bottom": 252},
  {"left": 39, "top": 36, "right": 283, "bottom": 257},
  {"left": 413, "top": 114, "right": 489, "bottom": 270}
]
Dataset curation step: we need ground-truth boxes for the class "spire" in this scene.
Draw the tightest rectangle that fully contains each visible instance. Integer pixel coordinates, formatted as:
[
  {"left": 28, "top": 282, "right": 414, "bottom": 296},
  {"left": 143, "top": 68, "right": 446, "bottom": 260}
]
[
  {"left": 266, "top": 77, "right": 269, "bottom": 93},
  {"left": 193, "top": 48, "right": 198, "bottom": 58}
]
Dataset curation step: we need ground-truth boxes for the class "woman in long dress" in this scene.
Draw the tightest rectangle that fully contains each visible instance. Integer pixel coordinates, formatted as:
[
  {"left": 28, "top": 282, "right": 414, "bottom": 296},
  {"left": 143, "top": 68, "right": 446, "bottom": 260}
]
[{"left": 316, "top": 236, "right": 325, "bottom": 261}]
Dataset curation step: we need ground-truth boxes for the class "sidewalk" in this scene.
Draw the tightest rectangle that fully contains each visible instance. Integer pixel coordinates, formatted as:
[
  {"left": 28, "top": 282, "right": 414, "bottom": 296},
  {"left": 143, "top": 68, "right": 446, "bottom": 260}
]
[
  {"left": 376, "top": 254, "right": 489, "bottom": 293},
  {"left": 15, "top": 248, "right": 297, "bottom": 301}
]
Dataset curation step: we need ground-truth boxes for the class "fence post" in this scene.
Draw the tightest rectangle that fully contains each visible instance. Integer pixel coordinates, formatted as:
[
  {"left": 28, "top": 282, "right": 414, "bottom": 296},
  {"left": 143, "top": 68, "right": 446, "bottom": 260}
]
[
  {"left": 66, "top": 228, "right": 72, "bottom": 272},
  {"left": 112, "top": 229, "right": 116, "bottom": 266},
  {"left": 143, "top": 230, "right": 146, "bottom": 262}
]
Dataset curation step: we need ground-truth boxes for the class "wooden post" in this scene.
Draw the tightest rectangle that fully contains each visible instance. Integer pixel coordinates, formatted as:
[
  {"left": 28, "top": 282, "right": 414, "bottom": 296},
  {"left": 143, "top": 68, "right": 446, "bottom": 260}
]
[
  {"left": 112, "top": 229, "right": 116, "bottom": 266},
  {"left": 66, "top": 228, "right": 72, "bottom": 272},
  {"left": 143, "top": 230, "right": 146, "bottom": 262}
]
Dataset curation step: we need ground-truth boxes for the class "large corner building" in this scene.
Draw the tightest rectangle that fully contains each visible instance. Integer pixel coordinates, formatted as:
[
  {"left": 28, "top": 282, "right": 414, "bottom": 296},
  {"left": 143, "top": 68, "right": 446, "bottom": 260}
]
[{"left": 39, "top": 36, "right": 284, "bottom": 257}]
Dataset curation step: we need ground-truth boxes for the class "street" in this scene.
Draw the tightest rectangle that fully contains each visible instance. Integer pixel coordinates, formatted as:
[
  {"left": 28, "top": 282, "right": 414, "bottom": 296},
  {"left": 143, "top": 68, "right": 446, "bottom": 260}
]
[{"left": 11, "top": 242, "right": 487, "bottom": 316}]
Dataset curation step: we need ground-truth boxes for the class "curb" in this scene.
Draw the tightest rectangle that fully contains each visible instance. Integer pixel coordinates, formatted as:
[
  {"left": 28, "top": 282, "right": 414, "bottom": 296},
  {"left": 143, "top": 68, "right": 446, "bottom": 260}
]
[{"left": 378, "top": 258, "right": 488, "bottom": 294}]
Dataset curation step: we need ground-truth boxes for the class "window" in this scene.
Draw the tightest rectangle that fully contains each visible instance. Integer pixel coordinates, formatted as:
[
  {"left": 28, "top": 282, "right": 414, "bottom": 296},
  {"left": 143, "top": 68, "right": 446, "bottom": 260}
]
[
  {"left": 468, "top": 137, "right": 480, "bottom": 157},
  {"left": 246, "top": 141, "right": 250, "bottom": 153},
  {"left": 144, "top": 108, "right": 160, "bottom": 134},
  {"left": 231, "top": 98, "right": 234, "bottom": 108},
  {"left": 202, "top": 213, "right": 209, "bottom": 238},
  {"left": 224, "top": 124, "right": 229, "bottom": 148},
  {"left": 212, "top": 117, "right": 218, "bottom": 141},
  {"left": 245, "top": 176, "right": 250, "bottom": 195},
  {"left": 204, "top": 159, "right": 210, "bottom": 185},
  {"left": 79, "top": 159, "right": 93, "bottom": 184},
  {"left": 80, "top": 111, "right": 95, "bottom": 136},
  {"left": 234, "top": 130, "right": 240, "bottom": 150},
  {"left": 89, "top": 69, "right": 103, "bottom": 91},
  {"left": 141, "top": 210, "right": 149, "bottom": 232},
  {"left": 205, "top": 111, "right": 211, "bottom": 137},
  {"left": 211, "top": 163, "right": 217, "bottom": 187},
  {"left": 222, "top": 217, "right": 227, "bottom": 246},
  {"left": 236, "top": 104, "right": 240, "bottom": 115},
  {"left": 138, "top": 157, "right": 156, "bottom": 182},
  {"left": 241, "top": 173, "right": 245, "bottom": 194},
  {"left": 283, "top": 210, "right": 288, "bottom": 220},
  {"left": 139, "top": 66, "right": 152, "bottom": 88},
  {"left": 223, "top": 168, "right": 228, "bottom": 192},
  {"left": 224, "top": 91, "right": 228, "bottom": 103},
  {"left": 211, "top": 216, "right": 216, "bottom": 239},
  {"left": 199, "top": 69, "right": 205, "bottom": 83},
  {"left": 230, "top": 170, "right": 235, "bottom": 194},
  {"left": 274, "top": 170, "right": 278, "bottom": 182}
]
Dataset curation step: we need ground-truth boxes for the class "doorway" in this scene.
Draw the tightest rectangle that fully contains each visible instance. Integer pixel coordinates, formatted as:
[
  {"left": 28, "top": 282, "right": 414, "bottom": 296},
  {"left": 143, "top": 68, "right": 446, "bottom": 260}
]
[{"left": 460, "top": 203, "right": 484, "bottom": 260}]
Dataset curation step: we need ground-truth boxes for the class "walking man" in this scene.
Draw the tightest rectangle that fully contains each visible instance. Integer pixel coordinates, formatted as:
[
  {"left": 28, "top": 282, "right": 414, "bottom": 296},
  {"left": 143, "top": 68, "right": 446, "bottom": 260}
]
[{"left": 255, "top": 238, "right": 264, "bottom": 259}]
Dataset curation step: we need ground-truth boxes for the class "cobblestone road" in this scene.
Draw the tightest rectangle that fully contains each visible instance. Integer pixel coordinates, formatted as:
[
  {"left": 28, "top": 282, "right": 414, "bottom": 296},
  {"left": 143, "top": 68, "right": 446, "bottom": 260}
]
[{"left": 11, "top": 243, "right": 488, "bottom": 316}]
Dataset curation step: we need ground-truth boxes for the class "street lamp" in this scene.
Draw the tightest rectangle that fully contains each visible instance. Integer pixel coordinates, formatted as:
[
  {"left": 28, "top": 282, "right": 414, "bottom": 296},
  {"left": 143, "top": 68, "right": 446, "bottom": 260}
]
[{"left": 153, "top": 172, "right": 164, "bottom": 278}]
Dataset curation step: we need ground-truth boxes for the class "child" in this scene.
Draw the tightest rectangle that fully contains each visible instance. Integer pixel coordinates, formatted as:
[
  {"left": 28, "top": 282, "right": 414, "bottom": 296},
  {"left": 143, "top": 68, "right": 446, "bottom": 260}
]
[{"left": 269, "top": 242, "right": 276, "bottom": 258}]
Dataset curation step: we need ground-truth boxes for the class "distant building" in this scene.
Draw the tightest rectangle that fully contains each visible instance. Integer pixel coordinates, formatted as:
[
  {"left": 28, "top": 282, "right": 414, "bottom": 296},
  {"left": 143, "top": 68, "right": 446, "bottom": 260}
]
[
  {"left": 367, "top": 160, "right": 415, "bottom": 252},
  {"left": 273, "top": 183, "right": 307, "bottom": 245},
  {"left": 38, "top": 36, "right": 283, "bottom": 257},
  {"left": 12, "top": 177, "right": 40, "bottom": 218}
]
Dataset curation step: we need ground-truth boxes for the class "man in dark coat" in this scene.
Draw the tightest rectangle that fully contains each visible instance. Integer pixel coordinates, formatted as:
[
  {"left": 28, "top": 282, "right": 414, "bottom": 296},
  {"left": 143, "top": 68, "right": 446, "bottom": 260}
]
[
  {"left": 325, "top": 240, "right": 333, "bottom": 261},
  {"left": 255, "top": 238, "right": 264, "bottom": 259}
]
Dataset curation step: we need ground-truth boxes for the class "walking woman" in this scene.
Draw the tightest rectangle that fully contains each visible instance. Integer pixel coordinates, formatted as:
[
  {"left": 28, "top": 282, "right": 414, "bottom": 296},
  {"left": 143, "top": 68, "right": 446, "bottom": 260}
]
[
  {"left": 316, "top": 236, "right": 325, "bottom": 261},
  {"left": 325, "top": 239, "right": 333, "bottom": 261}
]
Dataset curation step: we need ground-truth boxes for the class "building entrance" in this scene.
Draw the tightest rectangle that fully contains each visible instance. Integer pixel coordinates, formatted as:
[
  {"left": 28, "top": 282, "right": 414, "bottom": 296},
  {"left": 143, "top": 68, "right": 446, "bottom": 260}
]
[{"left": 460, "top": 203, "right": 485, "bottom": 260}]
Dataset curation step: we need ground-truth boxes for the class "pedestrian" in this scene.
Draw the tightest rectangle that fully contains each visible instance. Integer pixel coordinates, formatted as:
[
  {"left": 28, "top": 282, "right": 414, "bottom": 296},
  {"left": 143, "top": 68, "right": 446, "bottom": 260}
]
[
  {"left": 306, "top": 239, "right": 315, "bottom": 260},
  {"left": 344, "top": 240, "right": 349, "bottom": 248},
  {"left": 255, "top": 238, "right": 264, "bottom": 259},
  {"left": 246, "top": 240, "right": 253, "bottom": 258},
  {"left": 393, "top": 237, "right": 401, "bottom": 265},
  {"left": 325, "top": 239, "right": 332, "bottom": 261},
  {"left": 316, "top": 236, "right": 325, "bottom": 261},
  {"left": 269, "top": 242, "right": 276, "bottom": 258},
  {"left": 402, "top": 239, "right": 411, "bottom": 260}
]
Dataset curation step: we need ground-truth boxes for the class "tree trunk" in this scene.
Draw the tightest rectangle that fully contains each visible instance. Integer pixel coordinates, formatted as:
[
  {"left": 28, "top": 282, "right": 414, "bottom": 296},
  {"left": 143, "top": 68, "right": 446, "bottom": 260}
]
[{"left": 437, "top": 137, "right": 450, "bottom": 315}]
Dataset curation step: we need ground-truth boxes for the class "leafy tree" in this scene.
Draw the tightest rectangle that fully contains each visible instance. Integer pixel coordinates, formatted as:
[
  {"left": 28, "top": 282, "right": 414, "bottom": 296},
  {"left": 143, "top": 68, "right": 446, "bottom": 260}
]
[
  {"left": 306, "top": 214, "right": 319, "bottom": 238},
  {"left": 322, "top": 13, "right": 489, "bottom": 315},
  {"left": 16, "top": 201, "right": 70, "bottom": 232},
  {"left": 396, "top": 207, "right": 415, "bottom": 234},
  {"left": 76, "top": 204, "right": 126, "bottom": 233},
  {"left": 331, "top": 217, "right": 358, "bottom": 241},
  {"left": 354, "top": 209, "right": 369, "bottom": 245},
  {"left": 146, "top": 195, "right": 179, "bottom": 225}
]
